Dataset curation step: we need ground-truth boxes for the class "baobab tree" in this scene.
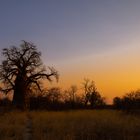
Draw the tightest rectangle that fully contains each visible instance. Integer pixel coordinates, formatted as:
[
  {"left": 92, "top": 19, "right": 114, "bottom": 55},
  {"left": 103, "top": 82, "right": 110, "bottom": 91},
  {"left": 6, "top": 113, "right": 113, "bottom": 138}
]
[{"left": 0, "top": 41, "right": 58, "bottom": 109}]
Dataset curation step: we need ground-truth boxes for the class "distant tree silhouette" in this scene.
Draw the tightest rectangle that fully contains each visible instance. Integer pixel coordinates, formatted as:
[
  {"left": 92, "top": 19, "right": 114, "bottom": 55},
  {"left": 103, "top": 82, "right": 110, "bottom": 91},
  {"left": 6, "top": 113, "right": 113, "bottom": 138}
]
[
  {"left": 29, "top": 87, "right": 64, "bottom": 110},
  {"left": 82, "top": 78, "right": 91, "bottom": 105},
  {"left": 113, "top": 97, "right": 122, "bottom": 109},
  {"left": 82, "top": 78, "right": 105, "bottom": 108},
  {"left": 69, "top": 85, "right": 77, "bottom": 103},
  {"left": 65, "top": 86, "right": 77, "bottom": 102},
  {"left": 46, "top": 87, "right": 61, "bottom": 103},
  {"left": 113, "top": 90, "right": 140, "bottom": 110},
  {"left": 0, "top": 41, "right": 58, "bottom": 109},
  {"left": 123, "top": 90, "right": 140, "bottom": 110},
  {"left": 63, "top": 85, "right": 78, "bottom": 108}
]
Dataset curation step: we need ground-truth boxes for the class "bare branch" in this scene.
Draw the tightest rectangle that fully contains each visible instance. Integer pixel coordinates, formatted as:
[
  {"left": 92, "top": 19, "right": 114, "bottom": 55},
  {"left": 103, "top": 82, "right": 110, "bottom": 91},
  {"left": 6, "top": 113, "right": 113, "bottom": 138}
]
[{"left": 0, "top": 87, "right": 13, "bottom": 94}]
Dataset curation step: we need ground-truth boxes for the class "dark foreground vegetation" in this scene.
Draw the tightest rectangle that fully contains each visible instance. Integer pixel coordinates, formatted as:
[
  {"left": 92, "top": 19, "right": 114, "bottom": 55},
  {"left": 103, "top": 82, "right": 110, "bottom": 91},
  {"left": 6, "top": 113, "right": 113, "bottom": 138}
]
[{"left": 0, "top": 110, "right": 140, "bottom": 140}]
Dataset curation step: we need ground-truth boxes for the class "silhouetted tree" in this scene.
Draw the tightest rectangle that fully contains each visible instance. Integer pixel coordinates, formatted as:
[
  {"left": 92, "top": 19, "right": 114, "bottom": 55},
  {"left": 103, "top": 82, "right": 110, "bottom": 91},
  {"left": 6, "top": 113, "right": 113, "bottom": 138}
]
[
  {"left": 113, "top": 97, "right": 122, "bottom": 109},
  {"left": 122, "top": 90, "right": 140, "bottom": 110},
  {"left": 82, "top": 78, "right": 105, "bottom": 108},
  {"left": 69, "top": 85, "right": 77, "bottom": 103},
  {"left": 0, "top": 41, "right": 58, "bottom": 109},
  {"left": 82, "top": 78, "right": 91, "bottom": 105},
  {"left": 113, "top": 90, "right": 140, "bottom": 110},
  {"left": 46, "top": 87, "right": 61, "bottom": 103},
  {"left": 63, "top": 85, "right": 78, "bottom": 108},
  {"left": 66, "top": 86, "right": 77, "bottom": 102}
]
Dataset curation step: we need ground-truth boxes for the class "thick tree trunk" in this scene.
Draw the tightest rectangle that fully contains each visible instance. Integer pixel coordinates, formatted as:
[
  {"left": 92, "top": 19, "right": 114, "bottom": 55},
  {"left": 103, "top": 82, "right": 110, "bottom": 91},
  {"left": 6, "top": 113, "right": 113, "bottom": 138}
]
[
  {"left": 13, "top": 87, "right": 26, "bottom": 109},
  {"left": 12, "top": 76, "right": 28, "bottom": 109}
]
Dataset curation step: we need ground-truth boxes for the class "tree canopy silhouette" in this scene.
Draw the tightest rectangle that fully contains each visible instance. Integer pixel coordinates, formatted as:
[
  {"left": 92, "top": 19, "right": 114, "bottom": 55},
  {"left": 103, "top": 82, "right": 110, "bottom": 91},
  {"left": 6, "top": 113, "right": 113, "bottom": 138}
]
[
  {"left": 82, "top": 78, "right": 105, "bottom": 107},
  {"left": 0, "top": 41, "right": 58, "bottom": 109},
  {"left": 113, "top": 90, "right": 140, "bottom": 110}
]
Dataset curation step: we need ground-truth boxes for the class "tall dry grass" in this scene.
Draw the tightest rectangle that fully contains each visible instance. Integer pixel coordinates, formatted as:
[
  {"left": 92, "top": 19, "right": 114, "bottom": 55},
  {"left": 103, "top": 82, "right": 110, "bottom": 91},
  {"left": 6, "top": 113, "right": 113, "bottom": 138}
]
[
  {"left": 0, "top": 110, "right": 139, "bottom": 140},
  {"left": 31, "top": 110, "right": 140, "bottom": 140},
  {"left": 0, "top": 111, "right": 26, "bottom": 140}
]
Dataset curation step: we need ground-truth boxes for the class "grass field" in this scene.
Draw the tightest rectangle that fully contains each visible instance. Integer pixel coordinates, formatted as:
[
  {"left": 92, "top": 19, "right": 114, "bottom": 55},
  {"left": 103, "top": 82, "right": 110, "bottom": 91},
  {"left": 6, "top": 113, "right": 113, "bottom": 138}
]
[
  {"left": 0, "top": 111, "right": 26, "bottom": 140},
  {"left": 0, "top": 110, "right": 140, "bottom": 140}
]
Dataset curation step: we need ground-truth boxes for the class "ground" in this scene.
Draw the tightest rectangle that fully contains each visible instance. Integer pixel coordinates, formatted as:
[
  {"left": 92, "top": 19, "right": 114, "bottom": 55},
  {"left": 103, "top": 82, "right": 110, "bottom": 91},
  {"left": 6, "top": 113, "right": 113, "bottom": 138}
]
[{"left": 0, "top": 110, "right": 140, "bottom": 140}]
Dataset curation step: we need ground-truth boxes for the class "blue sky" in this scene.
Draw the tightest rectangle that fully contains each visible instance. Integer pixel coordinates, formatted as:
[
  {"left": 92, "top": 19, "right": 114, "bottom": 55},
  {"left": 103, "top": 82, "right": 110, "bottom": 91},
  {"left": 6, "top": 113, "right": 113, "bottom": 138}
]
[
  {"left": 1, "top": 0, "right": 140, "bottom": 61},
  {"left": 1, "top": 0, "right": 140, "bottom": 101}
]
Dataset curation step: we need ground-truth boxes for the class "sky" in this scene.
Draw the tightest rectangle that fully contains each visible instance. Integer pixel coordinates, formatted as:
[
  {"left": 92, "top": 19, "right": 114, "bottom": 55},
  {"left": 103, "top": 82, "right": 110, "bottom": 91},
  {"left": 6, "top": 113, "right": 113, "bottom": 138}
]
[{"left": 1, "top": 0, "right": 140, "bottom": 103}]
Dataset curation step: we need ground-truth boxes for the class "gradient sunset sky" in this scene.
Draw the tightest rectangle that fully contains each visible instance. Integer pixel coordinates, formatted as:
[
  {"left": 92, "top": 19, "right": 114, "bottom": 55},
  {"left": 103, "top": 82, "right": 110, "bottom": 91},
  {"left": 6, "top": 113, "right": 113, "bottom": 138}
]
[{"left": 1, "top": 0, "right": 140, "bottom": 102}]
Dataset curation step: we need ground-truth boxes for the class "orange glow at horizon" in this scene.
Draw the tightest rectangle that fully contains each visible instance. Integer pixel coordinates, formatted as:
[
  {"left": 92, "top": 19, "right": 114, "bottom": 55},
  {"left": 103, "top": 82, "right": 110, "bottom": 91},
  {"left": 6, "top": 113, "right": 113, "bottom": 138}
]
[{"left": 44, "top": 45, "right": 140, "bottom": 104}]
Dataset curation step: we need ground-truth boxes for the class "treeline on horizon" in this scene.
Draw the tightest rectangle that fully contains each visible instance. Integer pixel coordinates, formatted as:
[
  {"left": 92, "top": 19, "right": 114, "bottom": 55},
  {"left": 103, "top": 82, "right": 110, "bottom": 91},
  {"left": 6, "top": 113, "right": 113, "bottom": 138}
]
[
  {"left": 0, "top": 78, "right": 106, "bottom": 110},
  {"left": 1, "top": 83, "right": 140, "bottom": 111}
]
